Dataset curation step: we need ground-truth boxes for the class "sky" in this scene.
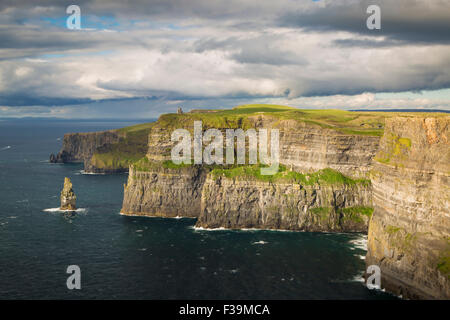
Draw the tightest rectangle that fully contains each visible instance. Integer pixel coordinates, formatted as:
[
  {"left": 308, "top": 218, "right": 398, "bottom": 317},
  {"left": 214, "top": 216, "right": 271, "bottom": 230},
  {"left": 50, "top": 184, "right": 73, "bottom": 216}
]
[{"left": 0, "top": 0, "right": 449, "bottom": 119}]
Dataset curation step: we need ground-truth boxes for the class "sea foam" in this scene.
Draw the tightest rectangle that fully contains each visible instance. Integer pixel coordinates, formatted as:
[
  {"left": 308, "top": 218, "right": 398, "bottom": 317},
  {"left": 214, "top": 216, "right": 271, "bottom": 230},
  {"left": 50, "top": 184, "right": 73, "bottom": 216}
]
[{"left": 43, "top": 208, "right": 87, "bottom": 213}]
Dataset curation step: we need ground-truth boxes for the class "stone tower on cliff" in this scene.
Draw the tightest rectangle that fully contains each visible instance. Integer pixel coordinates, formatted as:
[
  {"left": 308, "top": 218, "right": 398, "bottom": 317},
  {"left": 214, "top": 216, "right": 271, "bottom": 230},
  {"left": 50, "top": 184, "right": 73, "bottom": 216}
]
[{"left": 60, "top": 177, "right": 77, "bottom": 210}]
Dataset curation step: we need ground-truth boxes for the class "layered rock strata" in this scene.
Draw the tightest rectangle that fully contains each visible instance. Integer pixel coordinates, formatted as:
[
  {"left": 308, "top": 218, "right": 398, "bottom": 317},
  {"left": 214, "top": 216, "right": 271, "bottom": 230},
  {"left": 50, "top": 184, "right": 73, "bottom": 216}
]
[
  {"left": 146, "top": 115, "right": 380, "bottom": 179},
  {"left": 121, "top": 162, "right": 373, "bottom": 232},
  {"left": 366, "top": 117, "right": 450, "bottom": 299},
  {"left": 197, "top": 175, "right": 372, "bottom": 232},
  {"left": 121, "top": 165, "right": 208, "bottom": 218}
]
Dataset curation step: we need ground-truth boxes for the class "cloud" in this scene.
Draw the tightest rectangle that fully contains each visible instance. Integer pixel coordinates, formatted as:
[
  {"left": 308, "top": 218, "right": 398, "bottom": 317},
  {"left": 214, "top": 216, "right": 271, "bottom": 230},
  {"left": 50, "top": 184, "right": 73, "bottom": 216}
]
[
  {"left": 279, "top": 0, "right": 450, "bottom": 45},
  {"left": 0, "top": 0, "right": 449, "bottom": 115}
]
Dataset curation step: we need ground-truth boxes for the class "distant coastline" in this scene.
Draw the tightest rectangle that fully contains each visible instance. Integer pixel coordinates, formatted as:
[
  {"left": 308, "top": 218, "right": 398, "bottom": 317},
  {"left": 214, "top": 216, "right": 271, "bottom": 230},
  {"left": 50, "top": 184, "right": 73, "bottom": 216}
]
[{"left": 350, "top": 109, "right": 450, "bottom": 113}]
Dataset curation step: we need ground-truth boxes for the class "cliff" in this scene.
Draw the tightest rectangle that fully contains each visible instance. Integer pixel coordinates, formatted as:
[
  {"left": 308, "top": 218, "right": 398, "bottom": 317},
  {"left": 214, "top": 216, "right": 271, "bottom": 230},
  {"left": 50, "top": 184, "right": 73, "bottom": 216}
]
[
  {"left": 146, "top": 108, "right": 382, "bottom": 179},
  {"left": 54, "top": 104, "right": 450, "bottom": 299},
  {"left": 197, "top": 170, "right": 373, "bottom": 231},
  {"left": 50, "top": 123, "right": 154, "bottom": 173},
  {"left": 122, "top": 106, "right": 383, "bottom": 225},
  {"left": 121, "top": 160, "right": 373, "bottom": 232},
  {"left": 121, "top": 162, "right": 208, "bottom": 218},
  {"left": 366, "top": 116, "right": 450, "bottom": 299},
  {"left": 50, "top": 130, "right": 122, "bottom": 163}
]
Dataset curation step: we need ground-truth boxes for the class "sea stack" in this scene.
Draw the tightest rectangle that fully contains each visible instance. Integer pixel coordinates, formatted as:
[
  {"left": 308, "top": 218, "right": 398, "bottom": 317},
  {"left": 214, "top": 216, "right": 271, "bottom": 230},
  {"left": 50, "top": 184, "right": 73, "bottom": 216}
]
[{"left": 60, "top": 177, "right": 77, "bottom": 210}]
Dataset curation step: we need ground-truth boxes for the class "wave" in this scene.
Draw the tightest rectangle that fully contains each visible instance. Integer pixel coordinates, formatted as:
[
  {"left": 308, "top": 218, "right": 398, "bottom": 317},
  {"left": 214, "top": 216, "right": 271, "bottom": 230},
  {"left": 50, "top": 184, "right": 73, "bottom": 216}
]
[
  {"left": 43, "top": 207, "right": 87, "bottom": 213},
  {"left": 349, "top": 273, "right": 366, "bottom": 284},
  {"left": 348, "top": 234, "right": 368, "bottom": 251},
  {"left": 191, "top": 226, "right": 227, "bottom": 231},
  {"left": 241, "top": 227, "right": 296, "bottom": 233},
  {"left": 252, "top": 240, "right": 269, "bottom": 245},
  {"left": 79, "top": 170, "right": 106, "bottom": 175},
  {"left": 192, "top": 226, "right": 297, "bottom": 233},
  {"left": 1, "top": 146, "right": 11, "bottom": 151},
  {"left": 119, "top": 212, "right": 196, "bottom": 219}
]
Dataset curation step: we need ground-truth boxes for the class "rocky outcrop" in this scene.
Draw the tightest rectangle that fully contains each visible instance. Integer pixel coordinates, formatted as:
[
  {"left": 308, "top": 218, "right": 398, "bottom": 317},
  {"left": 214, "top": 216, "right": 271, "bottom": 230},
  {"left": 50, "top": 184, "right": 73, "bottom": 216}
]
[
  {"left": 50, "top": 130, "right": 122, "bottom": 164},
  {"left": 60, "top": 177, "right": 76, "bottom": 210},
  {"left": 121, "top": 164, "right": 208, "bottom": 218},
  {"left": 366, "top": 116, "right": 450, "bottom": 299},
  {"left": 197, "top": 175, "right": 373, "bottom": 231},
  {"left": 49, "top": 126, "right": 152, "bottom": 173}
]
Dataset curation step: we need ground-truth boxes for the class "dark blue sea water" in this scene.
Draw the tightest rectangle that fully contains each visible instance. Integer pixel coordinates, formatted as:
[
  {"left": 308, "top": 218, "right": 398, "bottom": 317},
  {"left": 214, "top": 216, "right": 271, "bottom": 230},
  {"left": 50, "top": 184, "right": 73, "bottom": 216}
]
[{"left": 0, "top": 120, "right": 395, "bottom": 299}]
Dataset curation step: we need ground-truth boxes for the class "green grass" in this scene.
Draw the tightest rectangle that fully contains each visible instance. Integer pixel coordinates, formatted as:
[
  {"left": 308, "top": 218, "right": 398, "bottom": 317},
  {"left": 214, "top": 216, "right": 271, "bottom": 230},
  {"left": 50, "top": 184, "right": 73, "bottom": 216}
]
[
  {"left": 132, "top": 159, "right": 371, "bottom": 187},
  {"left": 90, "top": 122, "right": 155, "bottom": 170},
  {"left": 133, "top": 157, "right": 202, "bottom": 171},
  {"left": 95, "top": 103, "right": 447, "bottom": 171},
  {"left": 339, "top": 206, "right": 374, "bottom": 223},
  {"left": 308, "top": 206, "right": 372, "bottom": 225},
  {"left": 210, "top": 164, "right": 371, "bottom": 186},
  {"left": 437, "top": 255, "right": 450, "bottom": 278},
  {"left": 309, "top": 207, "right": 333, "bottom": 222},
  {"left": 375, "top": 134, "right": 412, "bottom": 164},
  {"left": 386, "top": 225, "right": 402, "bottom": 234},
  {"left": 151, "top": 103, "right": 448, "bottom": 138},
  {"left": 385, "top": 225, "right": 417, "bottom": 253},
  {"left": 156, "top": 104, "right": 385, "bottom": 136}
]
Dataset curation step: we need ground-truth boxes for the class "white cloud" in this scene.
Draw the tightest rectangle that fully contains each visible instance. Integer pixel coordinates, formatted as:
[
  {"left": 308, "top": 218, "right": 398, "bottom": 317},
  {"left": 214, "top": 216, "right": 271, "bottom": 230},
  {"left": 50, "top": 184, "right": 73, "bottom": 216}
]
[{"left": 0, "top": 0, "right": 449, "bottom": 116}]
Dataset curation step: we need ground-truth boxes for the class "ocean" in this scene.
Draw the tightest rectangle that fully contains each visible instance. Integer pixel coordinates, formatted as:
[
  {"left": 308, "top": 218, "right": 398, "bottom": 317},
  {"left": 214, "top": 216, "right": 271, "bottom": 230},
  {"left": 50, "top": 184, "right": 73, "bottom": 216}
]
[{"left": 0, "top": 120, "right": 395, "bottom": 299}]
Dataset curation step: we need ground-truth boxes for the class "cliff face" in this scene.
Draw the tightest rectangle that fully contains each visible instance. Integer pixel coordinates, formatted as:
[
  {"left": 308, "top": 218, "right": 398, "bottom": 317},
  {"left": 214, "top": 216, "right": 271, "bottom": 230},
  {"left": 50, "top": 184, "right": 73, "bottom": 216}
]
[
  {"left": 121, "top": 165, "right": 208, "bottom": 218},
  {"left": 197, "top": 175, "right": 372, "bottom": 231},
  {"left": 366, "top": 117, "right": 450, "bottom": 299},
  {"left": 122, "top": 114, "right": 379, "bottom": 225},
  {"left": 277, "top": 120, "right": 379, "bottom": 178},
  {"left": 146, "top": 115, "right": 380, "bottom": 178},
  {"left": 50, "top": 130, "right": 121, "bottom": 165},
  {"left": 50, "top": 123, "right": 153, "bottom": 173}
]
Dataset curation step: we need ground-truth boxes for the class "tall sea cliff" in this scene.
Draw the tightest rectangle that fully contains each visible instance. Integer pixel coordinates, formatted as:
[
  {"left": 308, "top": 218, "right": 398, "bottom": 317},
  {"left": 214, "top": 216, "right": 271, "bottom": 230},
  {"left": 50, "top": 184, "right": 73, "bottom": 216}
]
[
  {"left": 366, "top": 117, "right": 449, "bottom": 299},
  {"left": 51, "top": 105, "right": 450, "bottom": 299}
]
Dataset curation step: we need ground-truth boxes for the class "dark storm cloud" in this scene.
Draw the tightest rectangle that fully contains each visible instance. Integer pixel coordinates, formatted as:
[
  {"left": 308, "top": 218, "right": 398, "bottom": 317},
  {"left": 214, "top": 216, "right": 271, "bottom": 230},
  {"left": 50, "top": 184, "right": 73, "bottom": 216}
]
[
  {"left": 279, "top": 0, "right": 450, "bottom": 45},
  {"left": 194, "top": 35, "right": 307, "bottom": 66},
  {"left": 0, "top": 94, "right": 93, "bottom": 107}
]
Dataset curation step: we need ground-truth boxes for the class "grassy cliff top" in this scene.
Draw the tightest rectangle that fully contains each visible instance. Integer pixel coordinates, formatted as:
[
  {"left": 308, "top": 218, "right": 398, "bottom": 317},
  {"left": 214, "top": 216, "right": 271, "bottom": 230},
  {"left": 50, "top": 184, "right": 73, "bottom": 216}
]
[
  {"left": 210, "top": 164, "right": 371, "bottom": 186},
  {"left": 86, "top": 104, "right": 448, "bottom": 171},
  {"left": 89, "top": 122, "right": 157, "bottom": 171},
  {"left": 131, "top": 157, "right": 371, "bottom": 187},
  {"left": 154, "top": 104, "right": 448, "bottom": 137}
]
